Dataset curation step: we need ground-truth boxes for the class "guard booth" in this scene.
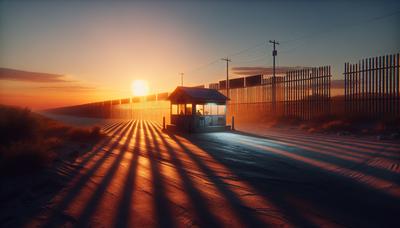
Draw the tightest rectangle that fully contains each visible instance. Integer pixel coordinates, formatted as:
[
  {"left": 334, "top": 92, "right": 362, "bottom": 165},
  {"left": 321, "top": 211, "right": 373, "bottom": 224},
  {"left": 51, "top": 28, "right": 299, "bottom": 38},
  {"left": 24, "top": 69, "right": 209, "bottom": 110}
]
[{"left": 167, "top": 86, "right": 230, "bottom": 133}]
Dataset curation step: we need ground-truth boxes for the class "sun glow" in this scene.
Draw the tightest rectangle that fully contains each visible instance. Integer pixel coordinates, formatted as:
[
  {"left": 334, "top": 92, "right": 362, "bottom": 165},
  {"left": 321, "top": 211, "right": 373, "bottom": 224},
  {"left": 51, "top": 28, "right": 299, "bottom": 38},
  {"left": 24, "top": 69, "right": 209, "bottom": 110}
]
[{"left": 131, "top": 80, "right": 149, "bottom": 97}]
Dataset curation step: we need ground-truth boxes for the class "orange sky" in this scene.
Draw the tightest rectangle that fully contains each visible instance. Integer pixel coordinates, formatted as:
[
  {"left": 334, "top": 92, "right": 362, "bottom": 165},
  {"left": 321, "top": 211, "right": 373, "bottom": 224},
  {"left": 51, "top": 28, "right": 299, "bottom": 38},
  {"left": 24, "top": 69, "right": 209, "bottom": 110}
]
[
  {"left": 0, "top": 1, "right": 397, "bottom": 110},
  {"left": 0, "top": 84, "right": 99, "bottom": 110}
]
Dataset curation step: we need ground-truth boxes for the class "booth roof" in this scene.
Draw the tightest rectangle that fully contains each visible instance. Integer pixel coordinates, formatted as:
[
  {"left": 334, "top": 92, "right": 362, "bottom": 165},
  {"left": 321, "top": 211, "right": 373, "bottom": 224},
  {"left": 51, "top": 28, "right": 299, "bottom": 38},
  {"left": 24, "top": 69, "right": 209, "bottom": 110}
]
[{"left": 168, "top": 86, "right": 229, "bottom": 103}]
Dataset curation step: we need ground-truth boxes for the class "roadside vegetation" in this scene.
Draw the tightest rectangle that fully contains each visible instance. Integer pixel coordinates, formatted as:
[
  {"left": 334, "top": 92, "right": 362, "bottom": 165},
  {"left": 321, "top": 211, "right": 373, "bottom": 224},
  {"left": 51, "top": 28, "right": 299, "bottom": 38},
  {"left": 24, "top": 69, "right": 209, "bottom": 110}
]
[{"left": 0, "top": 105, "right": 104, "bottom": 176}]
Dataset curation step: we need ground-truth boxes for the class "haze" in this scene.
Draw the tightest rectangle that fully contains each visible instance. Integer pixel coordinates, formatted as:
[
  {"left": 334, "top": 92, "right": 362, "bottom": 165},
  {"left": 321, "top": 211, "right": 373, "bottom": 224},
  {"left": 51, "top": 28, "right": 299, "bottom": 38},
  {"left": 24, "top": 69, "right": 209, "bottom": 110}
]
[{"left": 0, "top": 0, "right": 399, "bottom": 109}]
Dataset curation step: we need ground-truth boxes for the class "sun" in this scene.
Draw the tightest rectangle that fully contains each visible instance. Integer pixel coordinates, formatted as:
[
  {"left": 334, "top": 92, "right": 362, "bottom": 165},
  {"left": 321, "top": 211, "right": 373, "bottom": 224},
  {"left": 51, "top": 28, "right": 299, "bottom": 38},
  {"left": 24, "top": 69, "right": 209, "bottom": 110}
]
[{"left": 131, "top": 80, "right": 149, "bottom": 96}]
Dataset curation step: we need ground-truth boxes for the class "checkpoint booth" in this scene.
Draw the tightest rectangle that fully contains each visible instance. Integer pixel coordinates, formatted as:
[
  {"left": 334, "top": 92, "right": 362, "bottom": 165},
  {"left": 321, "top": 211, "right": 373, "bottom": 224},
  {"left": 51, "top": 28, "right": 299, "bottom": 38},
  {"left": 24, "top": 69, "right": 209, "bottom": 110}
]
[{"left": 167, "top": 86, "right": 230, "bottom": 133}]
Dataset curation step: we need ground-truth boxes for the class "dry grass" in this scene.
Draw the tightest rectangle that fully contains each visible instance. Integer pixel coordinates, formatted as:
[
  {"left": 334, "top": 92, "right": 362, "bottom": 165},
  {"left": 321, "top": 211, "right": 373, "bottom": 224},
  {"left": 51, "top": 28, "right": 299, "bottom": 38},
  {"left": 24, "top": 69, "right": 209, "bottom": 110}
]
[{"left": 0, "top": 105, "right": 104, "bottom": 176}]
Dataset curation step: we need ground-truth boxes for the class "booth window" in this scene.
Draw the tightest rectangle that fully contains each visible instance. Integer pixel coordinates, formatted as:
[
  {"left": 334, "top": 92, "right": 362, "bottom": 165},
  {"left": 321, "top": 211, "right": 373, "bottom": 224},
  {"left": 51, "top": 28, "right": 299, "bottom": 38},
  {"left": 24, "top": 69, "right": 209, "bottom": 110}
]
[
  {"left": 217, "top": 105, "right": 226, "bottom": 115},
  {"left": 204, "top": 103, "right": 218, "bottom": 115},
  {"left": 195, "top": 104, "right": 204, "bottom": 115},
  {"left": 186, "top": 104, "right": 192, "bottom": 115},
  {"left": 178, "top": 104, "right": 185, "bottom": 115},
  {"left": 171, "top": 104, "right": 178, "bottom": 115},
  {"left": 204, "top": 104, "right": 211, "bottom": 115},
  {"left": 211, "top": 104, "right": 218, "bottom": 115}
]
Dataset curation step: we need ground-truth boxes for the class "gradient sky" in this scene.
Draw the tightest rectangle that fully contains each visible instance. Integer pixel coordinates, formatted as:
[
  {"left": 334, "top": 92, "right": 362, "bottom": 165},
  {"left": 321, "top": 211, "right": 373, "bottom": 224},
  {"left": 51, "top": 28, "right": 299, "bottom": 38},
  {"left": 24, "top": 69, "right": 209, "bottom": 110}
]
[{"left": 1, "top": 0, "right": 399, "bottom": 109}]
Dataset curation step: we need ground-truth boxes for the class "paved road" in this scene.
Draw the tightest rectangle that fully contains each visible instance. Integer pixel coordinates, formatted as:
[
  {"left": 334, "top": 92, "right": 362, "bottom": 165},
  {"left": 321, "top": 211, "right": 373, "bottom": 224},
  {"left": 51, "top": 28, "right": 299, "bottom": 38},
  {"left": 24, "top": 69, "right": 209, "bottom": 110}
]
[{"left": 27, "top": 120, "right": 400, "bottom": 227}]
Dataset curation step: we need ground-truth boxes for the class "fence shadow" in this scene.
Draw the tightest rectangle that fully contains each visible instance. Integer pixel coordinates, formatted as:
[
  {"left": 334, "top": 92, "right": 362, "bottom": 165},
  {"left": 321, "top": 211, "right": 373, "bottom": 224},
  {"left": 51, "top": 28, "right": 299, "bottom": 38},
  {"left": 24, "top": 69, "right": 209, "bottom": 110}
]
[
  {"left": 178, "top": 130, "right": 400, "bottom": 227},
  {"left": 42, "top": 121, "right": 133, "bottom": 228}
]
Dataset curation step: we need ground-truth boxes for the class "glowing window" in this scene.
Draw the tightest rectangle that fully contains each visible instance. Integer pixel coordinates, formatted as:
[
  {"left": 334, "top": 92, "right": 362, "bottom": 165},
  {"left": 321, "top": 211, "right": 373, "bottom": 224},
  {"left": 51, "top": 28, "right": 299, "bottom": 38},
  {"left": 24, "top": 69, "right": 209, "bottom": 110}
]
[
  {"left": 217, "top": 105, "right": 226, "bottom": 115},
  {"left": 171, "top": 104, "right": 178, "bottom": 115},
  {"left": 204, "top": 104, "right": 210, "bottom": 115},
  {"left": 186, "top": 104, "right": 192, "bottom": 115},
  {"left": 178, "top": 104, "right": 185, "bottom": 115},
  {"left": 211, "top": 104, "right": 218, "bottom": 115},
  {"left": 196, "top": 104, "right": 204, "bottom": 115}
]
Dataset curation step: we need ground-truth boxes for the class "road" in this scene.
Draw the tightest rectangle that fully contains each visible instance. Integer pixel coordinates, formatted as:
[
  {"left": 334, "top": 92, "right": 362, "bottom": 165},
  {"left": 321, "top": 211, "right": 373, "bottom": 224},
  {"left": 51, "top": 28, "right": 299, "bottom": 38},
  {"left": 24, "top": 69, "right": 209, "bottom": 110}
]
[{"left": 24, "top": 120, "right": 400, "bottom": 227}]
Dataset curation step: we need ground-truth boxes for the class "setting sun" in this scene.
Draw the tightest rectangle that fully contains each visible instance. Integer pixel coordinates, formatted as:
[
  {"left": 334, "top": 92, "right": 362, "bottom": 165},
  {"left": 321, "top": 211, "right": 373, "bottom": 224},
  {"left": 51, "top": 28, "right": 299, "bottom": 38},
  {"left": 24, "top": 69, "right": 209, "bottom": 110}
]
[{"left": 131, "top": 80, "right": 149, "bottom": 97}]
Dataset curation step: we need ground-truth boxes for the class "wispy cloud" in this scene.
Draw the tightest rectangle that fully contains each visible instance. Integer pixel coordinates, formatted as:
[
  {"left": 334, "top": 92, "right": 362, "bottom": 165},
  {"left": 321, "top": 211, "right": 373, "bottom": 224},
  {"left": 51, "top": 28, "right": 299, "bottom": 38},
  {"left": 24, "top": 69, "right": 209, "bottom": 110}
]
[
  {"left": 37, "top": 85, "right": 96, "bottom": 92},
  {"left": 0, "top": 68, "right": 73, "bottom": 83},
  {"left": 232, "top": 66, "right": 307, "bottom": 76}
]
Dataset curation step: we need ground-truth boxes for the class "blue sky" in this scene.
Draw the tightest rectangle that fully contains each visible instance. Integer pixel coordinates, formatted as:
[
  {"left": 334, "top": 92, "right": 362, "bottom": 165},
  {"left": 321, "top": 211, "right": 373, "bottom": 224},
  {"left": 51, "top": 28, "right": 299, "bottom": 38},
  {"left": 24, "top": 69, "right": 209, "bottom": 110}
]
[{"left": 1, "top": 0, "right": 399, "bottom": 100}]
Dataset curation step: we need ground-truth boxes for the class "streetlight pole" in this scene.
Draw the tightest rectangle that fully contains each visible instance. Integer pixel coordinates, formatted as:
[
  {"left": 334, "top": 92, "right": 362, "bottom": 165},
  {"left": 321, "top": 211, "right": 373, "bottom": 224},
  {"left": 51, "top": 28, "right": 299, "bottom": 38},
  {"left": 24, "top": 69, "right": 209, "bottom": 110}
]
[
  {"left": 269, "top": 40, "right": 279, "bottom": 114},
  {"left": 221, "top": 57, "right": 232, "bottom": 98}
]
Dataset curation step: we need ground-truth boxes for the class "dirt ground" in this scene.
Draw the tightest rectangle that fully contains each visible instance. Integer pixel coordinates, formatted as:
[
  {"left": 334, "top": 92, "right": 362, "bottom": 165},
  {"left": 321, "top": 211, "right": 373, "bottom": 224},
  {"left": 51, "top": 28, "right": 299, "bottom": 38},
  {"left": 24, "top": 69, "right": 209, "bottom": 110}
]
[{"left": 1, "top": 118, "right": 399, "bottom": 227}]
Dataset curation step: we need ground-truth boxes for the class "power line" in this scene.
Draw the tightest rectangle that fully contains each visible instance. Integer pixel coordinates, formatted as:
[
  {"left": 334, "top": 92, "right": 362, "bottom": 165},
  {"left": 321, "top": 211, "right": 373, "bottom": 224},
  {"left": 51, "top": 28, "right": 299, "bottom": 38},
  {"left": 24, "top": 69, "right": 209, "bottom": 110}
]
[
  {"left": 280, "top": 9, "right": 400, "bottom": 55},
  {"left": 184, "top": 59, "right": 220, "bottom": 74},
  {"left": 184, "top": 42, "right": 266, "bottom": 75},
  {"left": 281, "top": 9, "right": 400, "bottom": 45},
  {"left": 183, "top": 9, "right": 400, "bottom": 84},
  {"left": 234, "top": 55, "right": 269, "bottom": 64},
  {"left": 227, "top": 41, "right": 266, "bottom": 58}
]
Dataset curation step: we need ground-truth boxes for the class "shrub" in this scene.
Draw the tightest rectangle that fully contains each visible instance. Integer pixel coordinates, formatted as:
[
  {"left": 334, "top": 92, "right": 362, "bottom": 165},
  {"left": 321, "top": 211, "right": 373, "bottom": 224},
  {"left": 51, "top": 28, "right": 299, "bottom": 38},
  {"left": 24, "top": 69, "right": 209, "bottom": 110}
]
[
  {"left": 0, "top": 106, "right": 39, "bottom": 146},
  {"left": 0, "top": 105, "right": 104, "bottom": 176},
  {"left": 66, "top": 126, "right": 102, "bottom": 142},
  {"left": 321, "top": 120, "right": 351, "bottom": 132},
  {"left": 0, "top": 141, "right": 53, "bottom": 176}
]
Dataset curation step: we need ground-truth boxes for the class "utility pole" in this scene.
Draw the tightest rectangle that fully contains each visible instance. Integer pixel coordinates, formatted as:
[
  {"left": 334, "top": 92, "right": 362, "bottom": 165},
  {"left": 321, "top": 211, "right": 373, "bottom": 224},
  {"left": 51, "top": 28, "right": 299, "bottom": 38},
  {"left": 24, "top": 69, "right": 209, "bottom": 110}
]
[
  {"left": 180, "top": 72, "right": 184, "bottom": 86},
  {"left": 221, "top": 57, "right": 231, "bottom": 98},
  {"left": 269, "top": 40, "right": 279, "bottom": 114}
]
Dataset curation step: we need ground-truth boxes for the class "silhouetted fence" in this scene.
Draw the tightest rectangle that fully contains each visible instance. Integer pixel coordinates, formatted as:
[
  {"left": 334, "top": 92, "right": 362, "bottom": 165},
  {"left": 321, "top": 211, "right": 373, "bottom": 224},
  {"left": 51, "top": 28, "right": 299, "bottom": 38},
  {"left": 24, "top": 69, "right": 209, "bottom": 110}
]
[
  {"left": 216, "top": 66, "right": 331, "bottom": 121},
  {"left": 284, "top": 66, "right": 331, "bottom": 119},
  {"left": 47, "top": 93, "right": 170, "bottom": 123},
  {"left": 344, "top": 54, "right": 399, "bottom": 118},
  {"left": 218, "top": 76, "right": 286, "bottom": 122},
  {"left": 47, "top": 53, "right": 400, "bottom": 122}
]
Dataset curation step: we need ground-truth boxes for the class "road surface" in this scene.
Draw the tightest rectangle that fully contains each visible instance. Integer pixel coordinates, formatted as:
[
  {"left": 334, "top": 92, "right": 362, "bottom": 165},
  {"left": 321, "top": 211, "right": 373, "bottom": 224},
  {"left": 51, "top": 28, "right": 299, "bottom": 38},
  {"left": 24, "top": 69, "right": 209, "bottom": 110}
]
[{"left": 14, "top": 120, "right": 400, "bottom": 227}]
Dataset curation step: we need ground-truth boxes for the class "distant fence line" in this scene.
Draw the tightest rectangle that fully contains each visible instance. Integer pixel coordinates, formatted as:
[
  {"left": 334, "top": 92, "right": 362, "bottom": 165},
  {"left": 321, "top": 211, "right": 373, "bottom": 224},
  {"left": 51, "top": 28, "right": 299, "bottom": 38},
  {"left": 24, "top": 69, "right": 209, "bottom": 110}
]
[
  {"left": 344, "top": 53, "right": 399, "bottom": 118},
  {"left": 47, "top": 53, "right": 399, "bottom": 121},
  {"left": 48, "top": 93, "right": 170, "bottom": 122}
]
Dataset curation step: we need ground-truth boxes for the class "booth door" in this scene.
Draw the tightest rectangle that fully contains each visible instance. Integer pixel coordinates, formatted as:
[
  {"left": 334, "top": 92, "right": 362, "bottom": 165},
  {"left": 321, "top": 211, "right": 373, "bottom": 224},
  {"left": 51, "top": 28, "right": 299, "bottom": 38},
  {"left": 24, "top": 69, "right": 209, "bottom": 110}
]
[
  {"left": 198, "top": 116, "right": 205, "bottom": 128},
  {"left": 205, "top": 116, "right": 213, "bottom": 126}
]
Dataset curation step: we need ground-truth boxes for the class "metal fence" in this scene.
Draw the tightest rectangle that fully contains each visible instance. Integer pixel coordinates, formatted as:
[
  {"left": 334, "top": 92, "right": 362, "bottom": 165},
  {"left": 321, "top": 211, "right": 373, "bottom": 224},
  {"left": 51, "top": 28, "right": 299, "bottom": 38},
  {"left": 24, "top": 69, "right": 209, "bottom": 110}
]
[
  {"left": 216, "top": 66, "right": 331, "bottom": 121},
  {"left": 47, "top": 53, "right": 400, "bottom": 122},
  {"left": 344, "top": 54, "right": 400, "bottom": 118},
  {"left": 284, "top": 66, "right": 331, "bottom": 120},
  {"left": 218, "top": 76, "right": 286, "bottom": 122},
  {"left": 47, "top": 93, "right": 170, "bottom": 123}
]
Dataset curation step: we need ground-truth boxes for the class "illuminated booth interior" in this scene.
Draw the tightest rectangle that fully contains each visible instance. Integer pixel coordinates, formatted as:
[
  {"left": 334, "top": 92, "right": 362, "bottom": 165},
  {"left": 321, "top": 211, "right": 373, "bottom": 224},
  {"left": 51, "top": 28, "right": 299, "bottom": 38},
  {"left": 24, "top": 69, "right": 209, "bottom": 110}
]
[{"left": 167, "top": 86, "right": 230, "bottom": 133}]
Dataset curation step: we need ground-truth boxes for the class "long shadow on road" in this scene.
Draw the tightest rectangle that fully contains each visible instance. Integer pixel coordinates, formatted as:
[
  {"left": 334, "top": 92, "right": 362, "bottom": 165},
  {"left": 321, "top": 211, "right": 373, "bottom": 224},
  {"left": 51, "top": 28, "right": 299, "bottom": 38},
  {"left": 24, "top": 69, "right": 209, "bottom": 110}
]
[
  {"left": 113, "top": 120, "right": 142, "bottom": 228},
  {"left": 143, "top": 121, "right": 175, "bottom": 227},
  {"left": 13, "top": 121, "right": 128, "bottom": 228},
  {"left": 149, "top": 122, "right": 223, "bottom": 227},
  {"left": 43, "top": 120, "right": 133, "bottom": 227},
  {"left": 74, "top": 120, "right": 137, "bottom": 227},
  {"left": 159, "top": 126, "right": 277, "bottom": 227},
  {"left": 180, "top": 130, "right": 400, "bottom": 227}
]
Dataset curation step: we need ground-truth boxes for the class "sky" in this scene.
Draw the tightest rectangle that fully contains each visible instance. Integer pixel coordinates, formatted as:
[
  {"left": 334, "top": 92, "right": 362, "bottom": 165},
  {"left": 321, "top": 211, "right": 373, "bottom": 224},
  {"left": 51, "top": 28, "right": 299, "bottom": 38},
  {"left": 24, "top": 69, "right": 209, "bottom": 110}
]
[{"left": 0, "top": 0, "right": 399, "bottom": 109}]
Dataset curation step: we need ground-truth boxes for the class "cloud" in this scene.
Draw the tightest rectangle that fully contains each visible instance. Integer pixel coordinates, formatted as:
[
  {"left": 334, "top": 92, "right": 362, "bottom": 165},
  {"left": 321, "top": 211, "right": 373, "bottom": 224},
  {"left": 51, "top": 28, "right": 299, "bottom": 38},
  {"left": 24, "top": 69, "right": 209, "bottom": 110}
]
[
  {"left": 0, "top": 67, "right": 73, "bottom": 83},
  {"left": 37, "top": 85, "right": 96, "bottom": 92},
  {"left": 231, "top": 66, "right": 308, "bottom": 76}
]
